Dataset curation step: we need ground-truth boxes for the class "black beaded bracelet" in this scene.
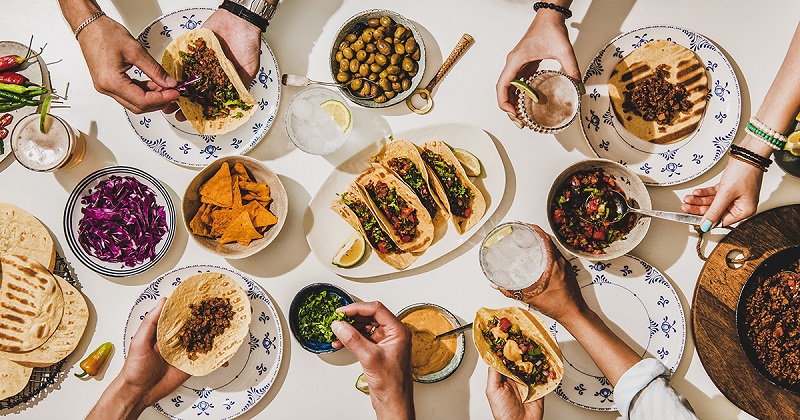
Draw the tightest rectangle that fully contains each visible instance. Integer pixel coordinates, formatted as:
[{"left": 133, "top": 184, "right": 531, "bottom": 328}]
[
  {"left": 219, "top": 0, "right": 269, "bottom": 32},
  {"left": 533, "top": 2, "right": 573, "bottom": 19},
  {"left": 730, "top": 144, "right": 772, "bottom": 168}
]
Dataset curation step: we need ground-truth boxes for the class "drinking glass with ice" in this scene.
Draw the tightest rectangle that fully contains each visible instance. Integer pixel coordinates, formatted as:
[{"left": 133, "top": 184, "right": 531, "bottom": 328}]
[
  {"left": 480, "top": 222, "right": 550, "bottom": 294},
  {"left": 285, "top": 86, "right": 352, "bottom": 155}
]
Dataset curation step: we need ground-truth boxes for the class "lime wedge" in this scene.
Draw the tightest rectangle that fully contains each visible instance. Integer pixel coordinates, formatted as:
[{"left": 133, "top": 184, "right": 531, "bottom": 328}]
[
  {"left": 39, "top": 94, "right": 52, "bottom": 134},
  {"left": 453, "top": 148, "right": 482, "bottom": 177},
  {"left": 484, "top": 225, "right": 514, "bottom": 248},
  {"left": 355, "top": 373, "right": 370, "bottom": 395},
  {"left": 511, "top": 79, "right": 539, "bottom": 103},
  {"left": 785, "top": 131, "right": 800, "bottom": 157},
  {"left": 332, "top": 231, "right": 366, "bottom": 268},
  {"left": 320, "top": 99, "right": 352, "bottom": 133}
]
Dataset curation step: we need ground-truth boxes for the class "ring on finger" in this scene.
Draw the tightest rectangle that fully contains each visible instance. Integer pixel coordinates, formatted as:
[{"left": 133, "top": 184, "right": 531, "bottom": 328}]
[
  {"left": 367, "top": 325, "right": 379, "bottom": 336},
  {"left": 513, "top": 290, "right": 524, "bottom": 301}
]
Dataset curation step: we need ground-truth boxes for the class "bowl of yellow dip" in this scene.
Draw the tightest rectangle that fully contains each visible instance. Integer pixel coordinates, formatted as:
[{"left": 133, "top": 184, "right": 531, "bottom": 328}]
[{"left": 397, "top": 303, "right": 466, "bottom": 383}]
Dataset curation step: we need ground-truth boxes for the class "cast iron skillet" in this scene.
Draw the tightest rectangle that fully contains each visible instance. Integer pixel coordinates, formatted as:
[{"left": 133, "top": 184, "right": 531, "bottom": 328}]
[{"left": 736, "top": 245, "right": 800, "bottom": 395}]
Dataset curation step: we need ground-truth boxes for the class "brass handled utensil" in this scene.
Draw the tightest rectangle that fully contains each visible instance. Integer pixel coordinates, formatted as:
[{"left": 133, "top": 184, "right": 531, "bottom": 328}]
[
  {"left": 281, "top": 74, "right": 380, "bottom": 98},
  {"left": 406, "top": 33, "right": 474, "bottom": 115},
  {"left": 435, "top": 322, "right": 473, "bottom": 340}
]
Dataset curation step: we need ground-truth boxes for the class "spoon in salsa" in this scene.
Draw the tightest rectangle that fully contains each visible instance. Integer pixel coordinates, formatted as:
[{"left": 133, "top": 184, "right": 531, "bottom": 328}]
[{"left": 593, "top": 190, "right": 704, "bottom": 226}]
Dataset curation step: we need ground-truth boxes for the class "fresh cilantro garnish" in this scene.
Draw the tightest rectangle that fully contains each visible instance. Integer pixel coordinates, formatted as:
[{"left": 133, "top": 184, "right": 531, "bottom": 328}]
[{"left": 297, "top": 291, "right": 352, "bottom": 343}]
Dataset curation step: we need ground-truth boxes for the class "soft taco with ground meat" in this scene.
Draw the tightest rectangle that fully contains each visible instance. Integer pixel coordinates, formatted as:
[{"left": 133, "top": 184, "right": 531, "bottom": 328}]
[
  {"left": 330, "top": 182, "right": 418, "bottom": 270},
  {"left": 156, "top": 272, "right": 251, "bottom": 376},
  {"left": 355, "top": 165, "right": 435, "bottom": 253},
  {"left": 161, "top": 28, "right": 257, "bottom": 135},
  {"left": 370, "top": 139, "right": 449, "bottom": 231},
  {"left": 473, "top": 307, "right": 563, "bottom": 402},
  {"left": 418, "top": 141, "right": 486, "bottom": 234}
]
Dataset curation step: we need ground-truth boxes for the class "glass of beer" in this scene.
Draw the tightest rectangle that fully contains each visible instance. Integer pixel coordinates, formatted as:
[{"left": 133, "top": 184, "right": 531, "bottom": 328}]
[
  {"left": 517, "top": 70, "right": 580, "bottom": 134},
  {"left": 479, "top": 222, "right": 550, "bottom": 295},
  {"left": 11, "top": 113, "right": 86, "bottom": 172}
]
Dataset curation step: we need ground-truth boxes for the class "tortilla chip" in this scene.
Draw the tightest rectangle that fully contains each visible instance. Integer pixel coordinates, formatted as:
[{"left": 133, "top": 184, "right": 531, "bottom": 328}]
[
  {"left": 220, "top": 211, "right": 263, "bottom": 246},
  {"left": 200, "top": 203, "right": 215, "bottom": 225},
  {"left": 200, "top": 162, "right": 233, "bottom": 207},
  {"left": 190, "top": 204, "right": 211, "bottom": 236},
  {"left": 232, "top": 162, "right": 251, "bottom": 182},
  {"left": 240, "top": 181, "right": 271, "bottom": 202},
  {"left": 242, "top": 201, "right": 278, "bottom": 231},
  {"left": 210, "top": 208, "right": 235, "bottom": 237},
  {"left": 232, "top": 178, "right": 243, "bottom": 209}
]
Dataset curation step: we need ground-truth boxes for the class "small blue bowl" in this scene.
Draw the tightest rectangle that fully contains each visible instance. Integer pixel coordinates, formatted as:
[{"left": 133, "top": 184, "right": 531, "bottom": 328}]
[{"left": 289, "top": 283, "right": 355, "bottom": 354}]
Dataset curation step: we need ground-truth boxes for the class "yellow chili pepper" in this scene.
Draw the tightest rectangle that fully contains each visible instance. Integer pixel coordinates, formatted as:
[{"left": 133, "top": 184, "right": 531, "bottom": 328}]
[{"left": 75, "top": 342, "right": 113, "bottom": 378}]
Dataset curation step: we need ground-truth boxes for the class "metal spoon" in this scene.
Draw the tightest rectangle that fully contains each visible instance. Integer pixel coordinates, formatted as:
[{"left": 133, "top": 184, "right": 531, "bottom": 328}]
[
  {"left": 435, "top": 322, "right": 472, "bottom": 340},
  {"left": 596, "top": 190, "right": 704, "bottom": 225}
]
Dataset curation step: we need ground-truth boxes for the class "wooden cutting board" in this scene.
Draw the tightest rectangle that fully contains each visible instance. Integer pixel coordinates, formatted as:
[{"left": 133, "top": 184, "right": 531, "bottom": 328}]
[{"left": 693, "top": 205, "right": 800, "bottom": 419}]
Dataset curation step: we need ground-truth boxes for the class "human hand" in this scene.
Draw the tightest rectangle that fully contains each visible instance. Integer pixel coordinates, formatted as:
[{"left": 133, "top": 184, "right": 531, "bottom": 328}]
[
  {"left": 496, "top": 225, "right": 587, "bottom": 323},
  {"left": 331, "top": 301, "right": 414, "bottom": 420},
  {"left": 681, "top": 158, "right": 763, "bottom": 231},
  {"left": 485, "top": 367, "right": 544, "bottom": 420},
  {"left": 120, "top": 297, "right": 191, "bottom": 406},
  {"left": 163, "top": 9, "right": 262, "bottom": 121},
  {"left": 76, "top": 16, "right": 179, "bottom": 113},
  {"left": 496, "top": 11, "right": 581, "bottom": 127}
]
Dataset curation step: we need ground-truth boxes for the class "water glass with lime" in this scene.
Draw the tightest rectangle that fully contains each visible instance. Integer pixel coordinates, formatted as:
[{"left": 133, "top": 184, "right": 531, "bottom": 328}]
[
  {"left": 479, "top": 222, "right": 550, "bottom": 294},
  {"left": 285, "top": 86, "right": 352, "bottom": 155}
]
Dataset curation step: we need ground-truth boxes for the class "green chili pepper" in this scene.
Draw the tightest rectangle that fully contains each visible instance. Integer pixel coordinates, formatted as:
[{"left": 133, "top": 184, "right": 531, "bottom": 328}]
[
  {"left": 0, "top": 82, "right": 28, "bottom": 94},
  {"left": 0, "top": 90, "right": 38, "bottom": 106},
  {"left": 0, "top": 102, "right": 26, "bottom": 112},
  {"left": 75, "top": 342, "right": 114, "bottom": 378}
]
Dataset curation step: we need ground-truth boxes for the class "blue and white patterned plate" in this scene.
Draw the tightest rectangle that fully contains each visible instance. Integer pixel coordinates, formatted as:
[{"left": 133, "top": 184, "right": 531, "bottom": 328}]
[
  {"left": 63, "top": 166, "right": 176, "bottom": 277},
  {"left": 542, "top": 255, "right": 686, "bottom": 411},
  {"left": 126, "top": 8, "right": 280, "bottom": 167},
  {"left": 124, "top": 265, "right": 283, "bottom": 420},
  {"left": 580, "top": 25, "right": 741, "bottom": 186}
]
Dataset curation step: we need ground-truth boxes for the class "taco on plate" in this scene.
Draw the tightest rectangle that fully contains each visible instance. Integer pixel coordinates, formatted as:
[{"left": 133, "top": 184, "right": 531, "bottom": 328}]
[
  {"left": 419, "top": 141, "right": 486, "bottom": 234},
  {"left": 473, "top": 307, "right": 563, "bottom": 402},
  {"left": 157, "top": 272, "right": 251, "bottom": 376},
  {"left": 355, "top": 165, "right": 434, "bottom": 253},
  {"left": 370, "top": 139, "right": 449, "bottom": 230},
  {"left": 161, "top": 28, "right": 257, "bottom": 135},
  {"left": 330, "top": 183, "right": 418, "bottom": 270}
]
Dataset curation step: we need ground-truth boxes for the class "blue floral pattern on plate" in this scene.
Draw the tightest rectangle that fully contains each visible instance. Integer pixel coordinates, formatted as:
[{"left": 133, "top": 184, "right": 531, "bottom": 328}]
[
  {"left": 125, "top": 8, "right": 280, "bottom": 167},
  {"left": 123, "top": 265, "right": 283, "bottom": 419},
  {"left": 580, "top": 25, "right": 741, "bottom": 186},
  {"left": 544, "top": 255, "right": 686, "bottom": 411}
]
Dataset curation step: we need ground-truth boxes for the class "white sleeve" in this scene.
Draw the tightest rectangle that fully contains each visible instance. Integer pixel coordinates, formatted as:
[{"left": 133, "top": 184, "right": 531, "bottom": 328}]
[{"left": 614, "top": 358, "right": 697, "bottom": 420}]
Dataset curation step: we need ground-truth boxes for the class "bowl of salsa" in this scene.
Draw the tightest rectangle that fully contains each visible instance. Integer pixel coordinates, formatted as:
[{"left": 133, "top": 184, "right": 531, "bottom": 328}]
[{"left": 547, "top": 159, "right": 651, "bottom": 260}]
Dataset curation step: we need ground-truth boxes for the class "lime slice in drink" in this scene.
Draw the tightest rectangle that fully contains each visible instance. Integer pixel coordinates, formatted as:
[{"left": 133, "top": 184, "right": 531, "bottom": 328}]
[
  {"left": 355, "top": 373, "right": 370, "bottom": 395},
  {"left": 484, "top": 225, "right": 514, "bottom": 248},
  {"left": 785, "top": 131, "right": 800, "bottom": 157},
  {"left": 511, "top": 79, "right": 539, "bottom": 103},
  {"left": 453, "top": 148, "right": 482, "bottom": 177},
  {"left": 332, "top": 231, "right": 366, "bottom": 268},
  {"left": 39, "top": 94, "right": 52, "bottom": 133},
  {"left": 320, "top": 99, "right": 352, "bottom": 133}
]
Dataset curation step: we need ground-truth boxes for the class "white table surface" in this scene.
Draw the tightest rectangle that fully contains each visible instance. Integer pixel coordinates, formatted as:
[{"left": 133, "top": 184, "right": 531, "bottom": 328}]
[{"left": 2, "top": 0, "right": 799, "bottom": 419}]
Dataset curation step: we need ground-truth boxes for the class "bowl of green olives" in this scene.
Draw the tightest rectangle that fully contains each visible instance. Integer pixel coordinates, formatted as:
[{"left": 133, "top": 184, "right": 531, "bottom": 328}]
[{"left": 330, "top": 9, "right": 426, "bottom": 108}]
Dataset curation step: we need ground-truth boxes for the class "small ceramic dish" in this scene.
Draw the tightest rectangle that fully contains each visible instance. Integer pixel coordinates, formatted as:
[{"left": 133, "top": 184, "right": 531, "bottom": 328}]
[
  {"left": 546, "top": 159, "right": 651, "bottom": 260},
  {"left": 396, "top": 303, "right": 466, "bottom": 383},
  {"left": 329, "top": 9, "right": 426, "bottom": 108},
  {"left": 63, "top": 166, "right": 176, "bottom": 277},
  {"left": 289, "top": 283, "right": 355, "bottom": 354},
  {"left": 182, "top": 155, "right": 287, "bottom": 259}
]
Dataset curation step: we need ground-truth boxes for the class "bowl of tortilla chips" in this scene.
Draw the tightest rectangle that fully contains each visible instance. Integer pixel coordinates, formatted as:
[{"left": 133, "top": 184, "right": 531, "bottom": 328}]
[{"left": 183, "top": 156, "right": 287, "bottom": 258}]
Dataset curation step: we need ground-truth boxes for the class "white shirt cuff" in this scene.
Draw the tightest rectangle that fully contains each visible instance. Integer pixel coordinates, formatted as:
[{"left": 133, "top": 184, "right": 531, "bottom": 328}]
[{"left": 614, "top": 358, "right": 670, "bottom": 419}]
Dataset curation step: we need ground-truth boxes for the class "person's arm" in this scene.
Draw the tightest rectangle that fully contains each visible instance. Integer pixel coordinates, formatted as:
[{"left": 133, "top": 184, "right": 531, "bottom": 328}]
[
  {"left": 331, "top": 301, "right": 415, "bottom": 420},
  {"left": 496, "top": 0, "right": 580, "bottom": 128},
  {"left": 87, "top": 298, "right": 190, "bottom": 420},
  {"left": 683, "top": 22, "right": 800, "bottom": 230}
]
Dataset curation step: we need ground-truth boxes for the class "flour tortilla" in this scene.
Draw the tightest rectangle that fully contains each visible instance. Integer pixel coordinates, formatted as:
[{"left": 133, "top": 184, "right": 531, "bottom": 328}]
[
  {"left": 330, "top": 183, "right": 418, "bottom": 270},
  {"left": 0, "top": 255, "right": 63, "bottom": 353},
  {"left": 0, "top": 355, "right": 32, "bottom": 400},
  {"left": 161, "top": 28, "right": 257, "bottom": 135},
  {"left": 370, "top": 139, "right": 449, "bottom": 230},
  {"left": 0, "top": 203, "right": 55, "bottom": 271},
  {"left": 5, "top": 276, "right": 88, "bottom": 367},
  {"left": 608, "top": 39, "right": 709, "bottom": 144},
  {"left": 157, "top": 272, "right": 251, "bottom": 376},
  {"left": 419, "top": 141, "right": 487, "bottom": 234},
  {"left": 355, "top": 165, "right": 435, "bottom": 253},
  {"left": 473, "top": 307, "right": 563, "bottom": 402}
]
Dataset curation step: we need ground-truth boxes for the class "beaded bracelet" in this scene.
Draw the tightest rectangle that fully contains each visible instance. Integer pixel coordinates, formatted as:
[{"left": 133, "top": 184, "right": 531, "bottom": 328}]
[
  {"left": 533, "top": 2, "right": 573, "bottom": 19},
  {"left": 746, "top": 117, "right": 786, "bottom": 150},
  {"left": 728, "top": 151, "right": 767, "bottom": 172},
  {"left": 729, "top": 144, "right": 772, "bottom": 168}
]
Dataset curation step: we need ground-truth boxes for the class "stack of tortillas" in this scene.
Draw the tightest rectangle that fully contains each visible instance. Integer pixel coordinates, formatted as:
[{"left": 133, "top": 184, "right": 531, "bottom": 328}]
[{"left": 0, "top": 203, "right": 88, "bottom": 401}]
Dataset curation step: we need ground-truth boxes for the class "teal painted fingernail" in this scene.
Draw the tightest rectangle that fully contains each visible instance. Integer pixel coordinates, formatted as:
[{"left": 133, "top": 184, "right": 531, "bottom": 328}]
[
  {"left": 513, "top": 120, "right": 524, "bottom": 129},
  {"left": 578, "top": 82, "right": 586, "bottom": 95},
  {"left": 700, "top": 220, "right": 712, "bottom": 232}
]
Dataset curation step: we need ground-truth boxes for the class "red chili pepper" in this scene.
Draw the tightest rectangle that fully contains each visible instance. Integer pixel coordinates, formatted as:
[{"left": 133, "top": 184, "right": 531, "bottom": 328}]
[
  {"left": 0, "top": 72, "right": 28, "bottom": 85},
  {"left": 0, "top": 113, "right": 12, "bottom": 127},
  {"left": 0, "top": 55, "right": 27, "bottom": 72},
  {"left": 0, "top": 127, "right": 8, "bottom": 140}
]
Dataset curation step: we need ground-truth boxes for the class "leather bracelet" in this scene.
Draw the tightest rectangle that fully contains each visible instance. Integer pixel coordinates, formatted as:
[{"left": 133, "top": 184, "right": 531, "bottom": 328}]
[
  {"left": 219, "top": 0, "right": 269, "bottom": 32},
  {"left": 729, "top": 144, "right": 772, "bottom": 168},
  {"left": 728, "top": 151, "right": 767, "bottom": 172},
  {"left": 533, "top": 2, "right": 573, "bottom": 19}
]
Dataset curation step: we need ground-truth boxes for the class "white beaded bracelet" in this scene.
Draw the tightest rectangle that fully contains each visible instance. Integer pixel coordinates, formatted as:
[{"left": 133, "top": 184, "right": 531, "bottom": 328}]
[{"left": 749, "top": 116, "right": 787, "bottom": 144}]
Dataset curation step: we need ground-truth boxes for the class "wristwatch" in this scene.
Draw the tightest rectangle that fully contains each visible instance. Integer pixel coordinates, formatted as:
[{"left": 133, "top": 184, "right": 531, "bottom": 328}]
[{"left": 219, "top": 0, "right": 278, "bottom": 32}]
